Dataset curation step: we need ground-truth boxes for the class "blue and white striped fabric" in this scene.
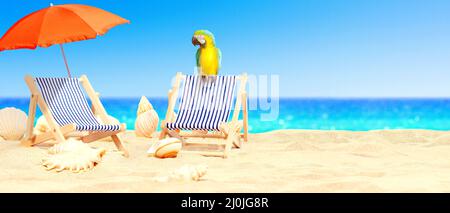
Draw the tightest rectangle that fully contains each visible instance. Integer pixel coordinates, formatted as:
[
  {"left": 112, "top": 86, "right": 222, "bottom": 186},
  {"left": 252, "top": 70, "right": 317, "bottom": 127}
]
[
  {"left": 167, "top": 75, "right": 237, "bottom": 131},
  {"left": 35, "top": 77, "right": 120, "bottom": 132}
]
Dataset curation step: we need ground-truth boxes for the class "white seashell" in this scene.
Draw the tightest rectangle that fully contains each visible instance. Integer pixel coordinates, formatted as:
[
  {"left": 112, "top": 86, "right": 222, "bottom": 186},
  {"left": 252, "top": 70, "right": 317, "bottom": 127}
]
[
  {"left": 35, "top": 115, "right": 49, "bottom": 133},
  {"left": 48, "top": 138, "right": 90, "bottom": 154},
  {"left": 43, "top": 138, "right": 106, "bottom": 173},
  {"left": 0, "top": 107, "right": 27, "bottom": 140},
  {"left": 137, "top": 96, "right": 154, "bottom": 116},
  {"left": 147, "top": 137, "right": 182, "bottom": 158},
  {"left": 135, "top": 109, "right": 159, "bottom": 138},
  {"left": 171, "top": 164, "right": 208, "bottom": 181},
  {"left": 153, "top": 164, "right": 208, "bottom": 182}
]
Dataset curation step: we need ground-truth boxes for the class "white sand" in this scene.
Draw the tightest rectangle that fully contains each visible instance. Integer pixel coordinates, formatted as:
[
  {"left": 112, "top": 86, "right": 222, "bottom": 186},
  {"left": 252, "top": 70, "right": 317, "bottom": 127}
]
[{"left": 2, "top": 129, "right": 450, "bottom": 192}]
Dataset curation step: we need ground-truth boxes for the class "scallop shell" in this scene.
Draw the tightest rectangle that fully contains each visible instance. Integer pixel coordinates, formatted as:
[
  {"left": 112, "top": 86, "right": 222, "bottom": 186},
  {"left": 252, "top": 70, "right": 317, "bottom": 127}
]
[
  {"left": 43, "top": 138, "right": 106, "bottom": 173},
  {"left": 137, "top": 96, "right": 154, "bottom": 116},
  {"left": 35, "top": 115, "right": 49, "bottom": 133},
  {"left": 0, "top": 107, "right": 27, "bottom": 140},
  {"left": 135, "top": 110, "right": 159, "bottom": 138}
]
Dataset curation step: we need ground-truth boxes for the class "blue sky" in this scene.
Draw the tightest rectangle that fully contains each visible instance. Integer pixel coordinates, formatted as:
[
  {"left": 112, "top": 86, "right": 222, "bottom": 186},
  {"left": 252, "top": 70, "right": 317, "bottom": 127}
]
[{"left": 1, "top": 0, "right": 450, "bottom": 98}]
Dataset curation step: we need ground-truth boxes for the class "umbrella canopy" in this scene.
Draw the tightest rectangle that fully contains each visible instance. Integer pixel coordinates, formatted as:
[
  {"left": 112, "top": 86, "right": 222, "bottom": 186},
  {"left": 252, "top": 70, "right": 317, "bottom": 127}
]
[{"left": 0, "top": 4, "right": 129, "bottom": 77}]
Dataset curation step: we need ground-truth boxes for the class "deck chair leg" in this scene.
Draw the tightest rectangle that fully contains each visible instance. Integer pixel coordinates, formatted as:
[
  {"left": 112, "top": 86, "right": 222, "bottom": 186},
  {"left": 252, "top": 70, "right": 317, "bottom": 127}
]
[
  {"left": 21, "top": 94, "right": 38, "bottom": 147},
  {"left": 159, "top": 129, "right": 168, "bottom": 140},
  {"left": 159, "top": 121, "right": 176, "bottom": 140},
  {"left": 50, "top": 128, "right": 66, "bottom": 144},
  {"left": 221, "top": 122, "right": 242, "bottom": 148},
  {"left": 111, "top": 135, "right": 129, "bottom": 158},
  {"left": 223, "top": 135, "right": 235, "bottom": 158}
]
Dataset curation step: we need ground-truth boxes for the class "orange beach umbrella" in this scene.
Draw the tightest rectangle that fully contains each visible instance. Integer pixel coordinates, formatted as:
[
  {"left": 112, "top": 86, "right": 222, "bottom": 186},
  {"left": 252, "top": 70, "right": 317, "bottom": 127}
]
[{"left": 0, "top": 4, "right": 129, "bottom": 77}]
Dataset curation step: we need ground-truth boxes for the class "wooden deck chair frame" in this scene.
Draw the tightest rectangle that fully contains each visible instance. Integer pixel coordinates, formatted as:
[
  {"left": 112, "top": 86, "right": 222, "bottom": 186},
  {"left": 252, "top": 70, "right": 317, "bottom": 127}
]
[
  {"left": 159, "top": 72, "right": 249, "bottom": 158},
  {"left": 21, "top": 75, "right": 129, "bottom": 157}
]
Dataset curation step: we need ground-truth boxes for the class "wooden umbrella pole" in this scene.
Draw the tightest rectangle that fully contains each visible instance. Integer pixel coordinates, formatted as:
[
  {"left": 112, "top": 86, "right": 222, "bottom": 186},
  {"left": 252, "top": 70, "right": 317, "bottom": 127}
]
[{"left": 59, "top": 44, "right": 72, "bottom": 78}]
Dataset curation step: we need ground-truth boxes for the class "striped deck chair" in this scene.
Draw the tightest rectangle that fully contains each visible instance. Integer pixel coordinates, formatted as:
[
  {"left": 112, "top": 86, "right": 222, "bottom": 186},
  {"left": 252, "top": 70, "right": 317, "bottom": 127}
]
[
  {"left": 21, "top": 75, "right": 128, "bottom": 157},
  {"left": 159, "top": 72, "right": 249, "bottom": 158}
]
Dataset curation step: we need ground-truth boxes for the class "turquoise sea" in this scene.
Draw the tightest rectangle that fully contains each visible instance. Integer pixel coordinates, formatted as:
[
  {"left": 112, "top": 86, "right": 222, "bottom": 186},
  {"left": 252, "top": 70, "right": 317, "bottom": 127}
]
[{"left": 2, "top": 98, "right": 450, "bottom": 133}]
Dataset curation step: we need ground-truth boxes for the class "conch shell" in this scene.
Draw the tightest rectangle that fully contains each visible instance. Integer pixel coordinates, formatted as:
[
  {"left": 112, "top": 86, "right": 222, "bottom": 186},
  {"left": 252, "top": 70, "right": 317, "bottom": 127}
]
[
  {"left": 42, "top": 139, "right": 106, "bottom": 173},
  {"left": 153, "top": 164, "right": 208, "bottom": 182},
  {"left": 135, "top": 96, "right": 159, "bottom": 138},
  {"left": 137, "top": 96, "right": 154, "bottom": 116},
  {"left": 0, "top": 107, "right": 27, "bottom": 140}
]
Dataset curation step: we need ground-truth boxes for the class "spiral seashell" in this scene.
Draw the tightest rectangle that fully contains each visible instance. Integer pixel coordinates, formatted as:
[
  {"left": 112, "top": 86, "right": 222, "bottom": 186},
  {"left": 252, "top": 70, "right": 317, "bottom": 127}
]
[
  {"left": 153, "top": 165, "right": 208, "bottom": 182},
  {"left": 0, "top": 107, "right": 27, "bottom": 140},
  {"left": 192, "top": 164, "right": 208, "bottom": 181},
  {"left": 135, "top": 97, "right": 159, "bottom": 138},
  {"left": 137, "top": 96, "right": 154, "bottom": 116},
  {"left": 171, "top": 164, "right": 208, "bottom": 181},
  {"left": 135, "top": 111, "right": 159, "bottom": 138}
]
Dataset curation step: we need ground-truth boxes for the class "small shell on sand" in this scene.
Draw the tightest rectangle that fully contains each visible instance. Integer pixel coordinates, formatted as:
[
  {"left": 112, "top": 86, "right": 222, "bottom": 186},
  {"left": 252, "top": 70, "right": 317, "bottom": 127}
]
[
  {"left": 35, "top": 116, "right": 49, "bottom": 133},
  {"left": 42, "top": 139, "right": 106, "bottom": 173},
  {"left": 48, "top": 138, "right": 86, "bottom": 154},
  {"left": 153, "top": 164, "right": 208, "bottom": 182}
]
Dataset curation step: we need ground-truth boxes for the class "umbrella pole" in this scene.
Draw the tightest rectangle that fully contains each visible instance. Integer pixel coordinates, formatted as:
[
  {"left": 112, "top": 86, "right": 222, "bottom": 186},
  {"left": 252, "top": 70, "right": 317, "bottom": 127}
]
[{"left": 59, "top": 44, "right": 72, "bottom": 78}]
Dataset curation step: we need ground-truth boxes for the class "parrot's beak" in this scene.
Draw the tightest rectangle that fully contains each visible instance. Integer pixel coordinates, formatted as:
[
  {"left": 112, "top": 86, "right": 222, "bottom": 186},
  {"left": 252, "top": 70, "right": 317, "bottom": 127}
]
[
  {"left": 192, "top": 35, "right": 206, "bottom": 46},
  {"left": 192, "top": 36, "right": 200, "bottom": 46}
]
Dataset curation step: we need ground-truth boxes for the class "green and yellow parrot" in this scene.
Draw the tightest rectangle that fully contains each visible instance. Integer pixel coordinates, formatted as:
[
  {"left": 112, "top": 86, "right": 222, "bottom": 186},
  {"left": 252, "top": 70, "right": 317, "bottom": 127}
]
[{"left": 192, "top": 30, "right": 221, "bottom": 76}]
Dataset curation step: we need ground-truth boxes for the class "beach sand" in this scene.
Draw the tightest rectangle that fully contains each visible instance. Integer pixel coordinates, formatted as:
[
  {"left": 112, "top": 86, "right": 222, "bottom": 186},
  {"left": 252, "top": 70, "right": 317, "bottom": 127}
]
[{"left": 1, "top": 129, "right": 450, "bottom": 192}]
